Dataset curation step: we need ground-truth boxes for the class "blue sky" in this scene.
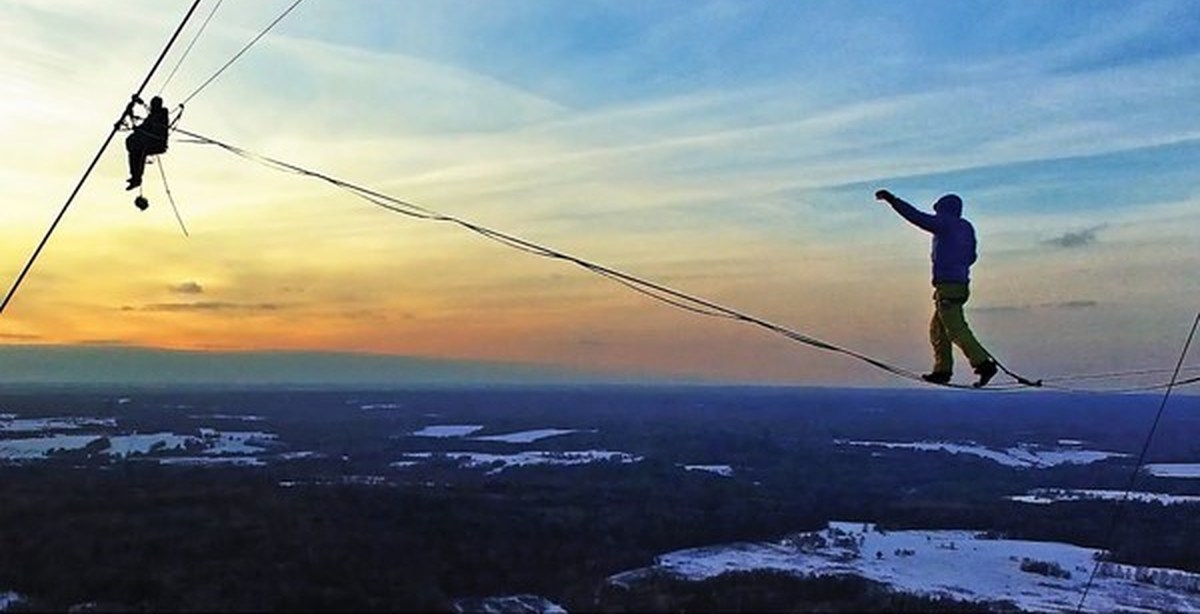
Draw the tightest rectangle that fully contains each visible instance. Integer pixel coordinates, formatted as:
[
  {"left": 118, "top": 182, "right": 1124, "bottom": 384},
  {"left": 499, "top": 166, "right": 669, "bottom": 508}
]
[{"left": 0, "top": 0, "right": 1197, "bottom": 387}]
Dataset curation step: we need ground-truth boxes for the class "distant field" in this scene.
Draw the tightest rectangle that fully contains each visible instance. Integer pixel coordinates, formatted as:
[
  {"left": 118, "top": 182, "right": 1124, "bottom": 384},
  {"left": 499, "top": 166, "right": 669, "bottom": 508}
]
[{"left": 0, "top": 386, "right": 1196, "bottom": 611}]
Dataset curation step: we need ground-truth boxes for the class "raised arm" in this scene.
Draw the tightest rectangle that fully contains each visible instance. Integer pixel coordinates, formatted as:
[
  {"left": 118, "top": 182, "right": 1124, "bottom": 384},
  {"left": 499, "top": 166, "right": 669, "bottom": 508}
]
[{"left": 875, "top": 189, "right": 943, "bottom": 233}]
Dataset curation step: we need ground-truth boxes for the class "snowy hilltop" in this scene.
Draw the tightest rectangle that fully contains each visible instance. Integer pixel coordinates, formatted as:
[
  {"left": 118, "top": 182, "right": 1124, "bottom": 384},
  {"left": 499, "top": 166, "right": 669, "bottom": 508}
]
[{"left": 611, "top": 522, "right": 1200, "bottom": 613}]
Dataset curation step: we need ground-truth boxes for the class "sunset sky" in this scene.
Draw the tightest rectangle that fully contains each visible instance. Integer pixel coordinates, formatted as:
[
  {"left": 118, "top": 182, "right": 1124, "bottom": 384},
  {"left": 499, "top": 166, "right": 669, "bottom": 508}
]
[{"left": 1, "top": 0, "right": 1198, "bottom": 386}]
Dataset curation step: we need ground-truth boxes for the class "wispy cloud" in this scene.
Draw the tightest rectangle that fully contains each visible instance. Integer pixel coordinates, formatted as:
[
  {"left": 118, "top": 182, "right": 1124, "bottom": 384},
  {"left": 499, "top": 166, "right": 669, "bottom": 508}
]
[
  {"left": 76, "top": 339, "right": 131, "bottom": 346},
  {"left": 169, "top": 281, "right": 204, "bottom": 295},
  {"left": 132, "top": 302, "right": 284, "bottom": 313},
  {"left": 1049, "top": 300, "right": 1099, "bottom": 310},
  {"left": 1044, "top": 226, "right": 1105, "bottom": 249},
  {"left": 972, "top": 305, "right": 1026, "bottom": 314},
  {"left": 0, "top": 333, "right": 42, "bottom": 341},
  {"left": 974, "top": 300, "right": 1100, "bottom": 314}
]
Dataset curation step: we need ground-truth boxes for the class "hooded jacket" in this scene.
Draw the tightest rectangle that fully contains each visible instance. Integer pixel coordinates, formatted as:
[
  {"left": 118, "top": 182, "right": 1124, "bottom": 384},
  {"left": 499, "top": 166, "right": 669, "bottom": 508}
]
[
  {"left": 888, "top": 194, "right": 976, "bottom": 284},
  {"left": 135, "top": 104, "right": 170, "bottom": 155}
]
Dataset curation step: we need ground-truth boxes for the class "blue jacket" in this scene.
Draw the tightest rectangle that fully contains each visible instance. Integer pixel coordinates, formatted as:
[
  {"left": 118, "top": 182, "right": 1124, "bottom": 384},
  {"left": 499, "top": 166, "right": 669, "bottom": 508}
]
[{"left": 889, "top": 194, "right": 976, "bottom": 284}]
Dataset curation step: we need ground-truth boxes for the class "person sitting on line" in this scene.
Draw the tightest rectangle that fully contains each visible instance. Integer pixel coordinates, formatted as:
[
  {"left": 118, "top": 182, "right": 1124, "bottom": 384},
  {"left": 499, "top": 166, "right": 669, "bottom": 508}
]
[{"left": 124, "top": 95, "right": 171, "bottom": 190}]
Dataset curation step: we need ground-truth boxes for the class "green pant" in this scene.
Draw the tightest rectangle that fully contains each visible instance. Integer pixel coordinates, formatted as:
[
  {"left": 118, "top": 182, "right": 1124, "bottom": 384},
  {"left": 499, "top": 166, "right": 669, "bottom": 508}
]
[{"left": 930, "top": 283, "right": 991, "bottom": 373}]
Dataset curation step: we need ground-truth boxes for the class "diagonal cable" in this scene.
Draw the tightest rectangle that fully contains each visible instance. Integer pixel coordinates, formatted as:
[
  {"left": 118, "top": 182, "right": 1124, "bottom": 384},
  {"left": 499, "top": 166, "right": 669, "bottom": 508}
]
[
  {"left": 177, "top": 0, "right": 304, "bottom": 108},
  {"left": 1075, "top": 310, "right": 1200, "bottom": 612},
  {"left": 158, "top": 0, "right": 225, "bottom": 96},
  {"left": 0, "top": 0, "right": 204, "bottom": 316}
]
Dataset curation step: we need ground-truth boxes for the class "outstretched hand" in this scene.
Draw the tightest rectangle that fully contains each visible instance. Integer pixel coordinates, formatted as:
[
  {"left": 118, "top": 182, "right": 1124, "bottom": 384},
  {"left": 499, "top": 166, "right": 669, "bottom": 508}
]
[{"left": 874, "top": 189, "right": 895, "bottom": 203}]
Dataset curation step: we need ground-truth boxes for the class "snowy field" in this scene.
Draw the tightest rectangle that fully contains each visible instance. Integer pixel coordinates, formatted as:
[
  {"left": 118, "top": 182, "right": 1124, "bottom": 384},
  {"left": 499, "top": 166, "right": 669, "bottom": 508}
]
[
  {"left": 158, "top": 456, "right": 266, "bottom": 467},
  {"left": 410, "top": 424, "right": 484, "bottom": 438},
  {"left": 410, "top": 425, "right": 581, "bottom": 443},
  {"left": 105, "top": 432, "right": 197, "bottom": 457},
  {"left": 1145, "top": 463, "right": 1200, "bottom": 478},
  {"left": 197, "top": 429, "right": 277, "bottom": 455},
  {"left": 400, "top": 421, "right": 641, "bottom": 474},
  {"left": 0, "top": 434, "right": 108, "bottom": 460},
  {"left": 0, "top": 410, "right": 280, "bottom": 464},
  {"left": 1010, "top": 488, "right": 1200, "bottom": 505},
  {"left": 394, "top": 450, "right": 642, "bottom": 474},
  {"left": 0, "top": 432, "right": 209, "bottom": 460},
  {"left": 473, "top": 429, "right": 580, "bottom": 443},
  {"left": 611, "top": 522, "right": 1200, "bottom": 613},
  {"left": 0, "top": 415, "right": 116, "bottom": 432},
  {"left": 683, "top": 464, "right": 734, "bottom": 477},
  {"left": 0, "top": 591, "right": 23, "bottom": 611},
  {"left": 839, "top": 440, "right": 1127, "bottom": 468},
  {"left": 451, "top": 594, "right": 566, "bottom": 614},
  {"left": 358, "top": 402, "right": 404, "bottom": 410},
  {"left": 279, "top": 475, "right": 393, "bottom": 488},
  {"left": 188, "top": 414, "right": 266, "bottom": 422}
]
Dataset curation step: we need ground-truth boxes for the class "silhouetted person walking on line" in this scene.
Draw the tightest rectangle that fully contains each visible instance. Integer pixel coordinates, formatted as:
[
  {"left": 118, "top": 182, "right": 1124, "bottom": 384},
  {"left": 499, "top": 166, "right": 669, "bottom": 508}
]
[
  {"left": 875, "top": 189, "right": 998, "bottom": 388},
  {"left": 124, "top": 95, "right": 170, "bottom": 190}
]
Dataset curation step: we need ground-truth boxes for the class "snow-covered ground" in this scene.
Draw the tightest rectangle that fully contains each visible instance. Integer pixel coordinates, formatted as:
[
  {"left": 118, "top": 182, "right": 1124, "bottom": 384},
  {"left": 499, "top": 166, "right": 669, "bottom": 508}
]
[
  {"left": 0, "top": 416, "right": 116, "bottom": 432},
  {"left": 611, "top": 522, "right": 1200, "bottom": 613},
  {"left": 411, "top": 424, "right": 484, "bottom": 438},
  {"left": 0, "top": 434, "right": 106, "bottom": 460},
  {"left": 409, "top": 425, "right": 583, "bottom": 443},
  {"left": 277, "top": 451, "right": 323, "bottom": 460},
  {"left": 838, "top": 440, "right": 1127, "bottom": 468},
  {"left": 189, "top": 414, "right": 266, "bottom": 422},
  {"left": 0, "top": 591, "right": 24, "bottom": 611},
  {"left": 105, "top": 433, "right": 196, "bottom": 457},
  {"left": 359, "top": 403, "right": 403, "bottom": 410},
  {"left": 1010, "top": 488, "right": 1200, "bottom": 505},
  {"left": 279, "top": 475, "right": 392, "bottom": 488},
  {"left": 197, "top": 429, "right": 277, "bottom": 455},
  {"left": 451, "top": 594, "right": 566, "bottom": 613},
  {"left": 0, "top": 432, "right": 200, "bottom": 460},
  {"left": 1145, "top": 463, "right": 1200, "bottom": 478},
  {"left": 394, "top": 450, "right": 642, "bottom": 474},
  {"left": 472, "top": 429, "right": 579, "bottom": 443},
  {"left": 158, "top": 456, "right": 266, "bottom": 467},
  {"left": 0, "top": 425, "right": 278, "bottom": 464},
  {"left": 683, "top": 464, "right": 734, "bottom": 477}
]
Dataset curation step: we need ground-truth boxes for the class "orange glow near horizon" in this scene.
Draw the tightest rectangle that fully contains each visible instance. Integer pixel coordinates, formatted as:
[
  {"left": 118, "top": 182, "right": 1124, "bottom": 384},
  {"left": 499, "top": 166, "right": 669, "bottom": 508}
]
[{"left": 3, "top": 1, "right": 1198, "bottom": 386}]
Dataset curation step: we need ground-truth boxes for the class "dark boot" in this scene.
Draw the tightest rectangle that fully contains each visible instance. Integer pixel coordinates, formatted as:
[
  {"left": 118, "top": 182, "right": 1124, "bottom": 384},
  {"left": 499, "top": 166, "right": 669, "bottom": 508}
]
[
  {"left": 921, "top": 371, "right": 952, "bottom": 385},
  {"left": 973, "top": 360, "right": 998, "bottom": 388}
]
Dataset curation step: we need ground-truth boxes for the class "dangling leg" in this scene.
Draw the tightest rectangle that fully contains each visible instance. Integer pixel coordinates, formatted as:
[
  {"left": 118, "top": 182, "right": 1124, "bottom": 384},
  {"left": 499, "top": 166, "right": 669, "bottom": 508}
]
[
  {"left": 125, "top": 133, "right": 136, "bottom": 185},
  {"left": 128, "top": 151, "right": 146, "bottom": 190},
  {"left": 126, "top": 133, "right": 145, "bottom": 190}
]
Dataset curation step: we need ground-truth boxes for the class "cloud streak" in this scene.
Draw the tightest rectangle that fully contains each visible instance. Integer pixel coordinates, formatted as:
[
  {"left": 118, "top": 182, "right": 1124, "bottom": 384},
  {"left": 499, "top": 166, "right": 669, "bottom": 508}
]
[
  {"left": 131, "top": 302, "right": 284, "bottom": 313},
  {"left": 0, "top": 333, "right": 42, "bottom": 341},
  {"left": 974, "top": 300, "right": 1100, "bottom": 314},
  {"left": 1044, "top": 225, "right": 1106, "bottom": 249},
  {"left": 169, "top": 281, "right": 204, "bottom": 294}
]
